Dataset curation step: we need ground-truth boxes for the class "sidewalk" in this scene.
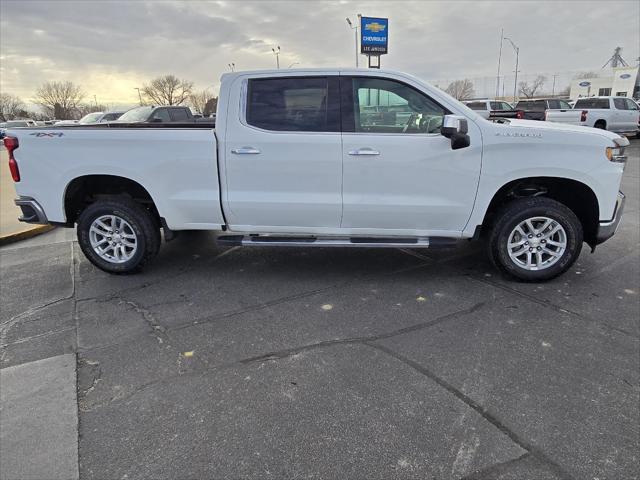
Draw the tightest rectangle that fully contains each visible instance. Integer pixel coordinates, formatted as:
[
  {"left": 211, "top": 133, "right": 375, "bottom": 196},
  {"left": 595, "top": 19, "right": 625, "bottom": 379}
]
[{"left": 0, "top": 150, "right": 53, "bottom": 244}]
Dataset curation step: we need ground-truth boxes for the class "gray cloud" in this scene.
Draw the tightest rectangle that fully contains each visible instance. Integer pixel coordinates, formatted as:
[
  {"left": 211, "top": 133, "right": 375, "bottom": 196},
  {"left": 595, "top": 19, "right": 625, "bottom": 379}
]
[{"left": 1, "top": 0, "right": 638, "bottom": 103}]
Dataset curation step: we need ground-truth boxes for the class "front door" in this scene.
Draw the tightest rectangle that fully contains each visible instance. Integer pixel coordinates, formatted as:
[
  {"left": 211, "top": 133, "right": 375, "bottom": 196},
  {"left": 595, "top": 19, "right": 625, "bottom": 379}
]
[
  {"left": 340, "top": 76, "right": 482, "bottom": 235},
  {"left": 223, "top": 76, "right": 342, "bottom": 230}
]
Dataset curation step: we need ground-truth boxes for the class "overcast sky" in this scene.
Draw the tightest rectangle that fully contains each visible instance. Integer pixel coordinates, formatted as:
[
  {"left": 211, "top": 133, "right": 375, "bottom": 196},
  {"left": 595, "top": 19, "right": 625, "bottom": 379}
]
[{"left": 1, "top": 0, "right": 638, "bottom": 105}]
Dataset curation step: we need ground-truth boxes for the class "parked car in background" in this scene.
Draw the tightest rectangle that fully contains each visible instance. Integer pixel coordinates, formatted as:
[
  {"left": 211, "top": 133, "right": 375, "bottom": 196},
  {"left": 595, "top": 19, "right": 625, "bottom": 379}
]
[
  {"left": 1, "top": 120, "right": 36, "bottom": 138},
  {"left": 5, "top": 68, "right": 629, "bottom": 282},
  {"left": 567, "top": 97, "right": 639, "bottom": 135},
  {"left": 514, "top": 98, "right": 584, "bottom": 124},
  {"left": 115, "top": 105, "right": 210, "bottom": 124},
  {"left": 55, "top": 120, "right": 79, "bottom": 125},
  {"left": 463, "top": 99, "right": 524, "bottom": 120},
  {"left": 78, "top": 111, "right": 126, "bottom": 124}
]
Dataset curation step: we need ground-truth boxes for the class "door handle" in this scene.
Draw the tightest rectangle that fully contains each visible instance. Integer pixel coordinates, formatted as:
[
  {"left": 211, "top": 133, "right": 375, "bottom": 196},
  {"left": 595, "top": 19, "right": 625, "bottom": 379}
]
[
  {"left": 231, "top": 147, "right": 261, "bottom": 154},
  {"left": 348, "top": 148, "right": 380, "bottom": 156}
]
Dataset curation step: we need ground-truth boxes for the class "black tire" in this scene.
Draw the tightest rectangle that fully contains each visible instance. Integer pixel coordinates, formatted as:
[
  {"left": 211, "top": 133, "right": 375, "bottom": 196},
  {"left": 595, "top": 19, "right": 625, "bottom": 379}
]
[
  {"left": 488, "top": 197, "right": 583, "bottom": 282},
  {"left": 594, "top": 120, "right": 606, "bottom": 130},
  {"left": 77, "top": 197, "right": 160, "bottom": 274}
]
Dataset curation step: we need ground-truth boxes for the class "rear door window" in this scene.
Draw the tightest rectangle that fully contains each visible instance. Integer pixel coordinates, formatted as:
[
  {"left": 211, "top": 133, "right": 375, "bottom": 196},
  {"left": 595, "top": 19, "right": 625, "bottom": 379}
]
[
  {"left": 625, "top": 99, "right": 639, "bottom": 110},
  {"left": 247, "top": 77, "right": 339, "bottom": 132},
  {"left": 170, "top": 108, "right": 190, "bottom": 121}
]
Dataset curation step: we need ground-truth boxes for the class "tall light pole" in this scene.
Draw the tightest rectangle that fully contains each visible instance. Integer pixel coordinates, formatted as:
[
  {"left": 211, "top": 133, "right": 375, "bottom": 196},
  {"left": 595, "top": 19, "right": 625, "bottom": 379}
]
[
  {"left": 504, "top": 36, "right": 519, "bottom": 102},
  {"left": 272, "top": 46, "right": 281, "bottom": 69},
  {"left": 134, "top": 87, "right": 142, "bottom": 105},
  {"left": 228, "top": 63, "right": 235, "bottom": 71},
  {"left": 288, "top": 62, "right": 300, "bottom": 69},
  {"left": 551, "top": 73, "right": 558, "bottom": 97},
  {"left": 346, "top": 15, "right": 361, "bottom": 68},
  {"left": 495, "top": 28, "right": 504, "bottom": 98}
]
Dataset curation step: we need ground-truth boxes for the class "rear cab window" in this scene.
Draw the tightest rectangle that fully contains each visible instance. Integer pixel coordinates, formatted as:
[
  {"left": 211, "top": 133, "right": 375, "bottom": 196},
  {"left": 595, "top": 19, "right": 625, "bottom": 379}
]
[
  {"left": 613, "top": 98, "right": 628, "bottom": 110},
  {"left": 574, "top": 98, "right": 610, "bottom": 109},
  {"left": 246, "top": 76, "right": 340, "bottom": 132},
  {"left": 466, "top": 102, "right": 488, "bottom": 110},
  {"left": 516, "top": 100, "right": 546, "bottom": 111},
  {"left": 170, "top": 108, "right": 190, "bottom": 121}
]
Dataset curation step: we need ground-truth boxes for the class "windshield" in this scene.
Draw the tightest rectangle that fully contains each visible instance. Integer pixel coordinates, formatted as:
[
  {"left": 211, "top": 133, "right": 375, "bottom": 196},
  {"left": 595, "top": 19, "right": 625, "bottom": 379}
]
[
  {"left": 116, "top": 107, "right": 154, "bottom": 122},
  {"left": 6, "top": 121, "right": 29, "bottom": 127},
  {"left": 78, "top": 112, "right": 103, "bottom": 124}
]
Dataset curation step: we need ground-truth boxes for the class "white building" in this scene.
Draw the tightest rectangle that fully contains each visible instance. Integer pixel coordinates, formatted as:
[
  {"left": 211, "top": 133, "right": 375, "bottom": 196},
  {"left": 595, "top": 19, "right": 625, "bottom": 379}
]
[{"left": 570, "top": 66, "right": 639, "bottom": 100}]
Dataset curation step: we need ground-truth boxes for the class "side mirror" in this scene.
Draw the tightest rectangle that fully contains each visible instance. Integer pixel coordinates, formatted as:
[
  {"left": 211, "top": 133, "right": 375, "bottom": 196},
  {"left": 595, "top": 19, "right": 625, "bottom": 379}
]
[{"left": 441, "top": 115, "right": 470, "bottom": 150}]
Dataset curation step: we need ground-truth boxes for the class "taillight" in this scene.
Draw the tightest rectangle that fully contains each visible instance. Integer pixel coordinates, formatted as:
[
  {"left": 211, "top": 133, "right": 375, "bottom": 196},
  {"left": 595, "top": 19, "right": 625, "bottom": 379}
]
[
  {"left": 580, "top": 110, "right": 587, "bottom": 122},
  {"left": 516, "top": 110, "right": 524, "bottom": 119},
  {"left": 3, "top": 136, "right": 20, "bottom": 182}
]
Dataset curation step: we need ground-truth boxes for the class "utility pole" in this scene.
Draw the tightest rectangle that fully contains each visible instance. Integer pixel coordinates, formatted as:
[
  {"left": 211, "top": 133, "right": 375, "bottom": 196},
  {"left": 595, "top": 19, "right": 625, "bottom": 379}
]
[
  {"left": 272, "top": 46, "right": 281, "bottom": 69},
  {"left": 504, "top": 37, "right": 519, "bottom": 102},
  {"left": 346, "top": 15, "right": 361, "bottom": 68},
  {"left": 495, "top": 28, "right": 504, "bottom": 98},
  {"left": 552, "top": 74, "right": 559, "bottom": 97},
  {"left": 134, "top": 88, "right": 142, "bottom": 106}
]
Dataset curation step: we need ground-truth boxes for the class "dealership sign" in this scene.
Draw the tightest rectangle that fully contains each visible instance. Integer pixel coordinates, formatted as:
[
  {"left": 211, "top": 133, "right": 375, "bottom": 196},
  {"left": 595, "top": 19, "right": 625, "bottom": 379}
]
[
  {"left": 578, "top": 81, "right": 591, "bottom": 87},
  {"left": 360, "top": 17, "right": 388, "bottom": 55}
]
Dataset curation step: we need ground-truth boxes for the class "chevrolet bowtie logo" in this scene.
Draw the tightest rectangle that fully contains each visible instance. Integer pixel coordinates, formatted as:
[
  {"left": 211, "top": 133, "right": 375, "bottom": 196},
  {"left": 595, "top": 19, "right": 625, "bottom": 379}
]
[{"left": 365, "top": 22, "right": 386, "bottom": 33}]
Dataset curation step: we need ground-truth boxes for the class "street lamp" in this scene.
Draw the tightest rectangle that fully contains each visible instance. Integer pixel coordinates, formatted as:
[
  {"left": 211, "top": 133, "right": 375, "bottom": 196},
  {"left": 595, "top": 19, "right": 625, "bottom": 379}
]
[
  {"left": 288, "top": 62, "right": 300, "bottom": 69},
  {"left": 504, "top": 36, "right": 519, "bottom": 102},
  {"left": 346, "top": 15, "right": 361, "bottom": 68},
  {"left": 228, "top": 63, "right": 235, "bottom": 72},
  {"left": 134, "top": 87, "right": 142, "bottom": 105},
  {"left": 272, "top": 46, "right": 281, "bottom": 69}
]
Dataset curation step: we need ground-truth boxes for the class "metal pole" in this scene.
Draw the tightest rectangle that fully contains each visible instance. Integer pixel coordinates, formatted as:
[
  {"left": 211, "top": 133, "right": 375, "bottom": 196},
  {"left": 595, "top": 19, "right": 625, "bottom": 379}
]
[
  {"left": 496, "top": 28, "right": 504, "bottom": 98},
  {"left": 552, "top": 74, "right": 558, "bottom": 96},
  {"left": 355, "top": 26, "right": 359, "bottom": 68},
  {"left": 513, "top": 47, "right": 519, "bottom": 102},
  {"left": 135, "top": 88, "right": 142, "bottom": 105}
]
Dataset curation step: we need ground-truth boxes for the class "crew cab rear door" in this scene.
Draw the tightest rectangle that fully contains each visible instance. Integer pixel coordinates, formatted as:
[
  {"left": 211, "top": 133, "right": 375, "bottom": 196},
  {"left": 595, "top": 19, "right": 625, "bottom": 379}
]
[
  {"left": 339, "top": 75, "right": 482, "bottom": 234},
  {"left": 221, "top": 74, "right": 342, "bottom": 230}
]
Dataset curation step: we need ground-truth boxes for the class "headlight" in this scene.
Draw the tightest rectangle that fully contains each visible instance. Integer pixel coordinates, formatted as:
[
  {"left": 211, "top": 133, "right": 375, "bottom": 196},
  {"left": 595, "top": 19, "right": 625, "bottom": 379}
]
[{"left": 606, "top": 146, "right": 627, "bottom": 163}]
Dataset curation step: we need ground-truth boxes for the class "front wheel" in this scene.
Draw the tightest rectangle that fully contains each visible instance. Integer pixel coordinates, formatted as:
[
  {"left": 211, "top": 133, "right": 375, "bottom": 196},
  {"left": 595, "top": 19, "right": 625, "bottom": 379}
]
[
  {"left": 488, "top": 197, "right": 583, "bottom": 282},
  {"left": 77, "top": 197, "right": 160, "bottom": 274}
]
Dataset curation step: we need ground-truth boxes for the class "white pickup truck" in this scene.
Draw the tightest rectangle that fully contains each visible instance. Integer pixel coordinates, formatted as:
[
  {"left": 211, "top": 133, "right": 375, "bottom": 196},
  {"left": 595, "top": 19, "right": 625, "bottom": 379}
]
[
  {"left": 566, "top": 97, "right": 640, "bottom": 135},
  {"left": 4, "top": 69, "right": 629, "bottom": 281}
]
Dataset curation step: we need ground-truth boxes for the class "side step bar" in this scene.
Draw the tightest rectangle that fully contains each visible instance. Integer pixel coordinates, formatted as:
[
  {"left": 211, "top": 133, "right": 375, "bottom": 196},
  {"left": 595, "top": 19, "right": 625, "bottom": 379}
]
[{"left": 216, "top": 235, "right": 458, "bottom": 249}]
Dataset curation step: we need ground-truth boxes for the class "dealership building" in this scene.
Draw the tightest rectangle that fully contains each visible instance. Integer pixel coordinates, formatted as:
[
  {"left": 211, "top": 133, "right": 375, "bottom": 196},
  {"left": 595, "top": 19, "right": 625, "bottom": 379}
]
[{"left": 569, "top": 66, "right": 640, "bottom": 99}]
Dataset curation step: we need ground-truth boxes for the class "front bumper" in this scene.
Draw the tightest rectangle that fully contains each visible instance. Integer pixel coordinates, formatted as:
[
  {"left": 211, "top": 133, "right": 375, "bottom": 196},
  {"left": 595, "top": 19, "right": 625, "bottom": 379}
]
[
  {"left": 14, "top": 197, "right": 48, "bottom": 224},
  {"left": 595, "top": 191, "right": 625, "bottom": 244}
]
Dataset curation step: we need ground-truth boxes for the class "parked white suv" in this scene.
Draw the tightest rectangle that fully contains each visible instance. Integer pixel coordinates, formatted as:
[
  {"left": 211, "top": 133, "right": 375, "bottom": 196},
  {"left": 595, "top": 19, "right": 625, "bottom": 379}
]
[
  {"left": 567, "top": 97, "right": 639, "bottom": 134},
  {"left": 4, "top": 69, "right": 629, "bottom": 281}
]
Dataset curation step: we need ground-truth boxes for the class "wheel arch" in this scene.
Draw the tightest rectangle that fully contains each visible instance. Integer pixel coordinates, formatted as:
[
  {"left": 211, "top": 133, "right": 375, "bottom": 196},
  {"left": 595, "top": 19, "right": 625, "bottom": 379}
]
[
  {"left": 63, "top": 174, "right": 161, "bottom": 226},
  {"left": 481, "top": 176, "right": 599, "bottom": 247}
]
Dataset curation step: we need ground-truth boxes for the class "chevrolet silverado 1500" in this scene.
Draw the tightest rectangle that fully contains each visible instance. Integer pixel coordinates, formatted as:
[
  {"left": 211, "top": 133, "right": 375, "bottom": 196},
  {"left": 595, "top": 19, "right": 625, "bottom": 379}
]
[{"left": 4, "top": 69, "right": 629, "bottom": 281}]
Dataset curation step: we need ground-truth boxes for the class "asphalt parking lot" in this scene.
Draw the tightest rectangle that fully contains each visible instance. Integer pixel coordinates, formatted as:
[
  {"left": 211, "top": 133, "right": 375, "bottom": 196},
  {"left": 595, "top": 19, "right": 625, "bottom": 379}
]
[{"left": 1, "top": 141, "right": 638, "bottom": 480}]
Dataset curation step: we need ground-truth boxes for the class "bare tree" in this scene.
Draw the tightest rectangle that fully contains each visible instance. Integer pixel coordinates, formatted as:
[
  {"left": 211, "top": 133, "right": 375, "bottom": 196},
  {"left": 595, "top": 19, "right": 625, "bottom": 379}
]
[
  {"left": 77, "top": 103, "right": 108, "bottom": 117},
  {"left": 0, "top": 93, "right": 24, "bottom": 121},
  {"left": 34, "top": 81, "right": 85, "bottom": 119},
  {"left": 203, "top": 97, "right": 218, "bottom": 117},
  {"left": 189, "top": 89, "right": 215, "bottom": 114},
  {"left": 518, "top": 75, "right": 547, "bottom": 99},
  {"left": 142, "top": 75, "right": 193, "bottom": 105},
  {"left": 445, "top": 79, "right": 475, "bottom": 101}
]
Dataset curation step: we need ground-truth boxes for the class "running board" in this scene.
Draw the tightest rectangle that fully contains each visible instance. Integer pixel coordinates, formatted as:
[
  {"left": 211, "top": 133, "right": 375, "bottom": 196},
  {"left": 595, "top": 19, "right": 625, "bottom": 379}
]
[{"left": 216, "top": 235, "right": 458, "bottom": 249}]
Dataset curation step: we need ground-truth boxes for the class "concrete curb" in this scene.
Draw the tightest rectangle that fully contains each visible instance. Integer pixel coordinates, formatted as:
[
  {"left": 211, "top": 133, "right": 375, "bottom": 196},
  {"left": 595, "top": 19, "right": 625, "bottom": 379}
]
[{"left": 0, "top": 225, "right": 55, "bottom": 246}]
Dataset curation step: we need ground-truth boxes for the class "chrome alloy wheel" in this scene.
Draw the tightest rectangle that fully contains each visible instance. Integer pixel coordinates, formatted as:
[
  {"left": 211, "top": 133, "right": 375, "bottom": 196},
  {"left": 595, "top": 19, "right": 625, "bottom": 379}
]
[
  {"left": 89, "top": 215, "right": 138, "bottom": 264},
  {"left": 507, "top": 216, "right": 567, "bottom": 271}
]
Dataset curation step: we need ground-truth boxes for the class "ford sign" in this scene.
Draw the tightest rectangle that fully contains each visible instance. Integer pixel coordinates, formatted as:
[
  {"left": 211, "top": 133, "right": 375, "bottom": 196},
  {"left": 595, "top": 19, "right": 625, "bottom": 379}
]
[
  {"left": 620, "top": 73, "right": 631, "bottom": 79},
  {"left": 578, "top": 81, "right": 591, "bottom": 87}
]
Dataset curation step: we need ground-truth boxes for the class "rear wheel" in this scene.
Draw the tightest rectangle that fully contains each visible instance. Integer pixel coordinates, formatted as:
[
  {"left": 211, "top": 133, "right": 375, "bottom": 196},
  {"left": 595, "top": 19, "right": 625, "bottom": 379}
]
[
  {"left": 77, "top": 197, "right": 160, "bottom": 274},
  {"left": 594, "top": 120, "right": 606, "bottom": 130},
  {"left": 488, "top": 197, "right": 583, "bottom": 282}
]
